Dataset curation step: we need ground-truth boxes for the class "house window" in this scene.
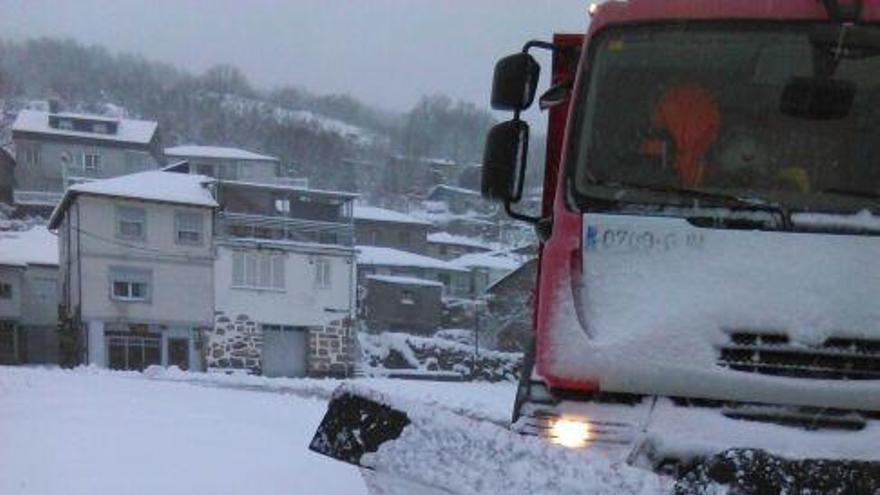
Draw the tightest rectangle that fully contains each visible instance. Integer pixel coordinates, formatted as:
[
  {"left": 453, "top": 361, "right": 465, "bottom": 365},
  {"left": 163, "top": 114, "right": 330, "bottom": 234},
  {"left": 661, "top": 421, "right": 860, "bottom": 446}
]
[
  {"left": 109, "top": 267, "right": 151, "bottom": 302},
  {"left": 175, "top": 211, "right": 203, "bottom": 245},
  {"left": 93, "top": 123, "right": 108, "bottom": 134},
  {"left": 314, "top": 258, "right": 331, "bottom": 289},
  {"left": 400, "top": 290, "right": 415, "bottom": 305},
  {"left": 232, "top": 251, "right": 285, "bottom": 290},
  {"left": 58, "top": 119, "right": 74, "bottom": 130},
  {"left": 0, "top": 283, "right": 12, "bottom": 299},
  {"left": 83, "top": 153, "right": 101, "bottom": 176},
  {"left": 116, "top": 206, "right": 146, "bottom": 241},
  {"left": 18, "top": 144, "right": 40, "bottom": 165},
  {"left": 370, "top": 230, "right": 382, "bottom": 244},
  {"left": 274, "top": 199, "right": 290, "bottom": 214}
]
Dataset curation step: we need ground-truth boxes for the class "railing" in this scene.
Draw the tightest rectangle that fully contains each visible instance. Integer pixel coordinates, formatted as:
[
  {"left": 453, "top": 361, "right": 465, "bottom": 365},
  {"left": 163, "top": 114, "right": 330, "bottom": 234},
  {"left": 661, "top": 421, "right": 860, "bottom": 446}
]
[
  {"left": 217, "top": 212, "right": 354, "bottom": 247},
  {"left": 12, "top": 190, "right": 64, "bottom": 206}
]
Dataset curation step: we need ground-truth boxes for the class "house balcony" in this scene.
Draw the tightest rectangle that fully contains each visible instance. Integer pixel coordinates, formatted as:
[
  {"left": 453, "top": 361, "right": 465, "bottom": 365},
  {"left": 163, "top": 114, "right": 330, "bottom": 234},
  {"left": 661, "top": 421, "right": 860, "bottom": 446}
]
[{"left": 216, "top": 212, "right": 354, "bottom": 247}]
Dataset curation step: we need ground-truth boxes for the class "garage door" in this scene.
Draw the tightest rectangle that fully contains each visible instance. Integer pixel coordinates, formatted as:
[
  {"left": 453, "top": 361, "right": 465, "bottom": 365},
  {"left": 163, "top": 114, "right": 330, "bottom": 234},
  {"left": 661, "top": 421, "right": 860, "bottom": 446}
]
[{"left": 261, "top": 325, "right": 308, "bottom": 377}]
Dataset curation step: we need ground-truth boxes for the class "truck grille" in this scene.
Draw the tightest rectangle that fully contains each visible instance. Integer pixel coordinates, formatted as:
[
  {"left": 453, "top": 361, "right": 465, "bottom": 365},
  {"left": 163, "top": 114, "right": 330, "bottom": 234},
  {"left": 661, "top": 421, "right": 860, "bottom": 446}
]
[{"left": 717, "top": 332, "right": 880, "bottom": 380}]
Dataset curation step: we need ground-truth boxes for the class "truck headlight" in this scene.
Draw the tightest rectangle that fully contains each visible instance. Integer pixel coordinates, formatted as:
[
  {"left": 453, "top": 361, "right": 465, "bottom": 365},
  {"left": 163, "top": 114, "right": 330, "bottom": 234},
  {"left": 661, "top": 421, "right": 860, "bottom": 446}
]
[{"left": 549, "top": 418, "right": 591, "bottom": 448}]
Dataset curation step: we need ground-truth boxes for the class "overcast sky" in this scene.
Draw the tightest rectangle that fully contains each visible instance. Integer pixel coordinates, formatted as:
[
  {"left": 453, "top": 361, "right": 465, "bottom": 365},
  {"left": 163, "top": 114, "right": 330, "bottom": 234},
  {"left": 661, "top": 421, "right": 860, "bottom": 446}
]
[{"left": 0, "top": 0, "right": 589, "bottom": 113}]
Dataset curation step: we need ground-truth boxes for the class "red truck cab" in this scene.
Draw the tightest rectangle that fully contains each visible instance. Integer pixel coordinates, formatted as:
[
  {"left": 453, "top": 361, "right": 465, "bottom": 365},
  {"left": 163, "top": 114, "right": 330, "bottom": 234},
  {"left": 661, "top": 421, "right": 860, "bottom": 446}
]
[{"left": 483, "top": 0, "right": 880, "bottom": 471}]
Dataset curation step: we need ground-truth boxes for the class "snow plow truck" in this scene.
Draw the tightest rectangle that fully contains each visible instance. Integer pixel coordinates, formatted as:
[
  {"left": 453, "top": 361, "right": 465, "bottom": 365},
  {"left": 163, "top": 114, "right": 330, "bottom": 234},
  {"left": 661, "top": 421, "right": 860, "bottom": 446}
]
[{"left": 311, "top": 0, "right": 880, "bottom": 492}]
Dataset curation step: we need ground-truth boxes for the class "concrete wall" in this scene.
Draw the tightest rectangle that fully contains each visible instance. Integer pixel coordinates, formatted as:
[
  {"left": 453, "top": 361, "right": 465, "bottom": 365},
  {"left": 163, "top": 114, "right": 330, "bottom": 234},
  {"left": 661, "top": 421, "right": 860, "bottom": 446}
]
[
  {"left": 354, "top": 219, "right": 429, "bottom": 254},
  {"left": 364, "top": 279, "right": 442, "bottom": 334},
  {"left": 0, "top": 265, "right": 23, "bottom": 320},
  {"left": 14, "top": 138, "right": 158, "bottom": 192}
]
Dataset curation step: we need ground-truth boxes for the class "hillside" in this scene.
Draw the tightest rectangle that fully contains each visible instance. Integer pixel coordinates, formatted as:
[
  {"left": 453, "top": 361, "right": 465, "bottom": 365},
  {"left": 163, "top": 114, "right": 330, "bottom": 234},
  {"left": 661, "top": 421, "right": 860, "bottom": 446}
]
[{"left": 0, "top": 37, "right": 508, "bottom": 193}]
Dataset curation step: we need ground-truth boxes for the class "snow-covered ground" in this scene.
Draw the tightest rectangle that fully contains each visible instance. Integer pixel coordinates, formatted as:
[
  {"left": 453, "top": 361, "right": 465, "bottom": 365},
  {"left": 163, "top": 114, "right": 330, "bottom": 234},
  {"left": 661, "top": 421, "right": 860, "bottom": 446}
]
[{"left": 0, "top": 366, "right": 515, "bottom": 495}]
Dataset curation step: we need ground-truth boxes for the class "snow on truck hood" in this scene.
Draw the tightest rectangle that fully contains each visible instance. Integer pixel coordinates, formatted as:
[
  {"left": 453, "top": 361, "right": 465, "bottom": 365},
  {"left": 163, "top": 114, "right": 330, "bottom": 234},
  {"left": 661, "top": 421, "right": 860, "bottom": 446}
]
[{"left": 544, "top": 212, "right": 880, "bottom": 411}]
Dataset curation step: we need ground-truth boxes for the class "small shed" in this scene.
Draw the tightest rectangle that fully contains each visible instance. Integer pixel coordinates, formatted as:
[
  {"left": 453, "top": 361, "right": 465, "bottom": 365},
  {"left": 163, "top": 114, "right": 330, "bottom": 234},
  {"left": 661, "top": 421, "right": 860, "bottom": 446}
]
[{"left": 364, "top": 275, "right": 443, "bottom": 334}]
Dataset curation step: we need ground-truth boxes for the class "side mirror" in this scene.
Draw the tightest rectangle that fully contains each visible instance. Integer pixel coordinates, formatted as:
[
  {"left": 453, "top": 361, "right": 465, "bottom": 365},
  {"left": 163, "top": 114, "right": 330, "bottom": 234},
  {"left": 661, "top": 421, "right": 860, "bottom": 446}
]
[
  {"left": 780, "top": 77, "right": 856, "bottom": 120},
  {"left": 491, "top": 53, "right": 540, "bottom": 112},
  {"left": 481, "top": 119, "right": 530, "bottom": 203}
]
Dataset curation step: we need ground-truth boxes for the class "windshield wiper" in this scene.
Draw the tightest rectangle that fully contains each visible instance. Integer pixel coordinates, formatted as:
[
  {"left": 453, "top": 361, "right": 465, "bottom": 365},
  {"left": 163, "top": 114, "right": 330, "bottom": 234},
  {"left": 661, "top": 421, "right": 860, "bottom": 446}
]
[
  {"left": 820, "top": 187, "right": 880, "bottom": 201},
  {"left": 594, "top": 181, "right": 781, "bottom": 211}
]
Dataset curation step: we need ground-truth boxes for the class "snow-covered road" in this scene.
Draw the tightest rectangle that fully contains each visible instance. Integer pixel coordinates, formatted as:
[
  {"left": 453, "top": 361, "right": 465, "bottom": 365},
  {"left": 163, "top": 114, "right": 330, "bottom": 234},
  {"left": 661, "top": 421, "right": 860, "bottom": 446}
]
[{"left": 0, "top": 366, "right": 515, "bottom": 495}]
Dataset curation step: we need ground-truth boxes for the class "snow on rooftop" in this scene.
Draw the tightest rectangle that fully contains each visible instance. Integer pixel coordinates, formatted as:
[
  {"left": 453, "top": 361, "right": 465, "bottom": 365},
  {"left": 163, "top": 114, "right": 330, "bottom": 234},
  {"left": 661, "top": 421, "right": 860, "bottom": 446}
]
[
  {"left": 427, "top": 232, "right": 491, "bottom": 250},
  {"left": 12, "top": 110, "right": 157, "bottom": 145},
  {"left": 356, "top": 245, "right": 468, "bottom": 272},
  {"left": 366, "top": 275, "right": 444, "bottom": 287},
  {"left": 429, "top": 184, "right": 481, "bottom": 197},
  {"left": 164, "top": 145, "right": 278, "bottom": 162},
  {"left": 0, "top": 226, "right": 58, "bottom": 266},
  {"left": 353, "top": 205, "right": 431, "bottom": 226},
  {"left": 68, "top": 170, "right": 217, "bottom": 207},
  {"left": 451, "top": 251, "right": 522, "bottom": 271}
]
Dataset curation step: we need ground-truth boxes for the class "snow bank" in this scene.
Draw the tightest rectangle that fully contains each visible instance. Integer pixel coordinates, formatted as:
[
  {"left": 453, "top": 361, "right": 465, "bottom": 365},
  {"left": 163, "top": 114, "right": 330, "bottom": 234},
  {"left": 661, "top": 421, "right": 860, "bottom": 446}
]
[
  {"left": 334, "top": 384, "right": 667, "bottom": 495},
  {"left": 358, "top": 332, "right": 522, "bottom": 383}
]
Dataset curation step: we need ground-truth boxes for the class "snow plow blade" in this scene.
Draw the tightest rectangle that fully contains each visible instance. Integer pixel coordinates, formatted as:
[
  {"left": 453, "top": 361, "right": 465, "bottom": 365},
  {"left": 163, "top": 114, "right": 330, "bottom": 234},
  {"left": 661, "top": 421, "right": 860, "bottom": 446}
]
[{"left": 309, "top": 386, "right": 411, "bottom": 467}]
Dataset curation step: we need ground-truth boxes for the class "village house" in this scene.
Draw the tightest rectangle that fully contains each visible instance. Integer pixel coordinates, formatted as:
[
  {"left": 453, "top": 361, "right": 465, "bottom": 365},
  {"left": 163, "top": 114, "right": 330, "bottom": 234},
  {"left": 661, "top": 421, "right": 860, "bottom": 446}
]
[
  {"left": 362, "top": 275, "right": 443, "bottom": 335},
  {"left": 353, "top": 205, "right": 431, "bottom": 254},
  {"left": 208, "top": 179, "right": 358, "bottom": 377},
  {"left": 49, "top": 171, "right": 217, "bottom": 371},
  {"left": 0, "top": 227, "right": 59, "bottom": 365},
  {"left": 426, "top": 231, "right": 492, "bottom": 261},
  {"left": 11, "top": 108, "right": 163, "bottom": 210},
  {"left": 164, "top": 145, "right": 280, "bottom": 183}
]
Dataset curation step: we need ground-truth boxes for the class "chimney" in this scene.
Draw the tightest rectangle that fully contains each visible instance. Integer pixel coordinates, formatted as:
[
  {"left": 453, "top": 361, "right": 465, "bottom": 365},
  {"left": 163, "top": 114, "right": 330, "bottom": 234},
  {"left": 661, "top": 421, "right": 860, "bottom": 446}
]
[{"left": 48, "top": 98, "right": 60, "bottom": 114}]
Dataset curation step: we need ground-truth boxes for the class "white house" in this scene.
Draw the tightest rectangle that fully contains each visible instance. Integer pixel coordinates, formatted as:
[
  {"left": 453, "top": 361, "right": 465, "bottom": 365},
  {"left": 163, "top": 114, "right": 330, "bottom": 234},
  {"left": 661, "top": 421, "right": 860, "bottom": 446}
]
[
  {"left": 207, "top": 179, "right": 358, "bottom": 377},
  {"left": 49, "top": 170, "right": 217, "bottom": 371}
]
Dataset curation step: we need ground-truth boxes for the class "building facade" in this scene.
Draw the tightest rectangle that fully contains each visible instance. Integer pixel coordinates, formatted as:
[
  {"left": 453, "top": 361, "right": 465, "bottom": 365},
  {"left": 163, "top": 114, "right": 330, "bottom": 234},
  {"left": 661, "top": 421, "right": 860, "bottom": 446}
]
[
  {"left": 353, "top": 205, "right": 431, "bottom": 254},
  {"left": 50, "top": 171, "right": 217, "bottom": 371},
  {"left": 164, "top": 145, "right": 279, "bottom": 184},
  {"left": 0, "top": 227, "right": 59, "bottom": 364},
  {"left": 11, "top": 109, "right": 162, "bottom": 209},
  {"left": 207, "top": 180, "right": 358, "bottom": 377}
]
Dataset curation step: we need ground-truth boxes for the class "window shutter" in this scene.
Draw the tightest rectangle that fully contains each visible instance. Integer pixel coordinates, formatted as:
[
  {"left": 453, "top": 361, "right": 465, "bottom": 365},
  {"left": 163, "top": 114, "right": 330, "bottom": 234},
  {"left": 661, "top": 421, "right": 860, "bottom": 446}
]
[
  {"left": 272, "top": 255, "right": 285, "bottom": 289},
  {"left": 259, "top": 254, "right": 272, "bottom": 287},
  {"left": 232, "top": 252, "right": 244, "bottom": 286},
  {"left": 245, "top": 253, "right": 258, "bottom": 286}
]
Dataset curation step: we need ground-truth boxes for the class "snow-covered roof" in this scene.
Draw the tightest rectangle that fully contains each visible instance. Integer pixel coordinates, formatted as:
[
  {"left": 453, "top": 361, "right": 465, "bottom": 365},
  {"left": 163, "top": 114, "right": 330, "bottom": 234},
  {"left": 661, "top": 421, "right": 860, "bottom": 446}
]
[
  {"left": 353, "top": 205, "right": 432, "bottom": 226},
  {"left": 366, "top": 275, "right": 444, "bottom": 288},
  {"left": 356, "top": 245, "right": 468, "bottom": 272},
  {"left": 0, "top": 227, "right": 58, "bottom": 267},
  {"left": 164, "top": 145, "right": 278, "bottom": 162},
  {"left": 427, "top": 232, "right": 491, "bottom": 250},
  {"left": 49, "top": 171, "right": 217, "bottom": 228},
  {"left": 12, "top": 110, "right": 158, "bottom": 145},
  {"left": 450, "top": 251, "right": 522, "bottom": 271}
]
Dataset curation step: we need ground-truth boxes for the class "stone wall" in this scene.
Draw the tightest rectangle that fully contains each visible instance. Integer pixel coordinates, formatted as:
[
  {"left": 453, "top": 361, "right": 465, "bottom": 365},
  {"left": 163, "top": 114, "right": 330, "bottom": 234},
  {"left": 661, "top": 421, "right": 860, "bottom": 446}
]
[
  {"left": 308, "top": 318, "right": 354, "bottom": 377},
  {"left": 205, "top": 311, "right": 263, "bottom": 374}
]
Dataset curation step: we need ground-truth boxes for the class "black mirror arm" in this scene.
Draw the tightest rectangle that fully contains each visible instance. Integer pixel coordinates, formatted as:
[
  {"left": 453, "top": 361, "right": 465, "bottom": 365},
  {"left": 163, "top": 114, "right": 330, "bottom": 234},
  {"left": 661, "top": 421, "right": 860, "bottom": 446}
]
[{"left": 504, "top": 201, "right": 541, "bottom": 224}]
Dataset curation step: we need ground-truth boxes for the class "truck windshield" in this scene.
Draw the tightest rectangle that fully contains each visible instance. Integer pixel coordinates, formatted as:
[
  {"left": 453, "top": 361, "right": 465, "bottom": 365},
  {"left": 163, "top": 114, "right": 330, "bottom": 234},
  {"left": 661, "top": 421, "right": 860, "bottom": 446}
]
[{"left": 572, "top": 24, "right": 880, "bottom": 211}]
